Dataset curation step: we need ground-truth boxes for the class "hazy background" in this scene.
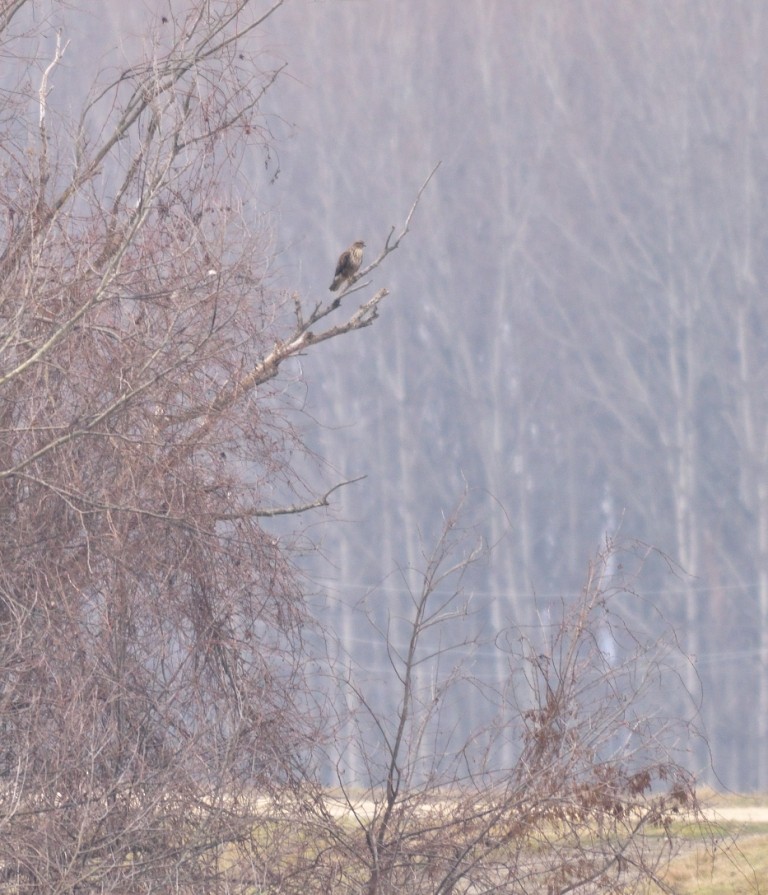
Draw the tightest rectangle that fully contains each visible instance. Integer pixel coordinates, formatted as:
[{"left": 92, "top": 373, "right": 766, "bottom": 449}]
[
  {"left": 256, "top": 0, "right": 768, "bottom": 792},
  {"left": 30, "top": 0, "right": 768, "bottom": 791}
]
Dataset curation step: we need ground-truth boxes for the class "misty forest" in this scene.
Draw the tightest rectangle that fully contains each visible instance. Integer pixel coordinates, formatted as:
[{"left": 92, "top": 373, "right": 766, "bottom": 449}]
[
  {"left": 262, "top": 1, "right": 766, "bottom": 792},
  {"left": 0, "top": 1, "right": 765, "bottom": 893}
]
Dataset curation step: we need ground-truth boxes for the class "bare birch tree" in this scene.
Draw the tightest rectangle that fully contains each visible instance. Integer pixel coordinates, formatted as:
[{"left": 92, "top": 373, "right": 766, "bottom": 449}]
[{"left": 0, "top": 2, "right": 418, "bottom": 891}]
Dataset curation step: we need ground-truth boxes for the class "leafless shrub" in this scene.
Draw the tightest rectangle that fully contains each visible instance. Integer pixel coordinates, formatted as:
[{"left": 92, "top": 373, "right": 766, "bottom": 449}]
[{"left": 291, "top": 505, "right": 710, "bottom": 895}]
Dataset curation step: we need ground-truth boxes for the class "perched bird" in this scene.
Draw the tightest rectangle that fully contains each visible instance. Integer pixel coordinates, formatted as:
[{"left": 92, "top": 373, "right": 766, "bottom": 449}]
[{"left": 329, "top": 240, "right": 365, "bottom": 292}]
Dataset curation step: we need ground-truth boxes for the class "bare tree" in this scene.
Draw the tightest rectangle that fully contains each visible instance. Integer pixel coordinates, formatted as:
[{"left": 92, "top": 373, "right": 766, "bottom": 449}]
[
  {"left": 0, "top": 2, "right": 434, "bottom": 891},
  {"left": 295, "top": 507, "right": 708, "bottom": 895}
]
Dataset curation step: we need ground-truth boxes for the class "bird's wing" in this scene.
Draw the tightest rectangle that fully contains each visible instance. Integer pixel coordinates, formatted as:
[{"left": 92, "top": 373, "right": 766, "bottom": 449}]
[{"left": 334, "top": 249, "right": 351, "bottom": 278}]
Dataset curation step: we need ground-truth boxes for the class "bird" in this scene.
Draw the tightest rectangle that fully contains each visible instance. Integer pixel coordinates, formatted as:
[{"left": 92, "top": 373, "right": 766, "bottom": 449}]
[{"left": 329, "top": 240, "right": 365, "bottom": 292}]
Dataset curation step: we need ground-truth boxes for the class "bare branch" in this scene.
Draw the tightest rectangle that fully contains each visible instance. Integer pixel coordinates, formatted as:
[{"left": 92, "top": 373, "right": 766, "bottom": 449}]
[
  {"left": 218, "top": 475, "right": 368, "bottom": 519},
  {"left": 38, "top": 31, "right": 68, "bottom": 130},
  {"left": 0, "top": 0, "right": 28, "bottom": 32},
  {"left": 318, "top": 162, "right": 441, "bottom": 309}
]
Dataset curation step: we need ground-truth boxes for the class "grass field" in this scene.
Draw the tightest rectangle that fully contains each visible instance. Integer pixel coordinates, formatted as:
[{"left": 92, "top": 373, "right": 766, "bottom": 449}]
[
  {"left": 657, "top": 793, "right": 768, "bottom": 895},
  {"left": 661, "top": 832, "right": 768, "bottom": 895}
]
